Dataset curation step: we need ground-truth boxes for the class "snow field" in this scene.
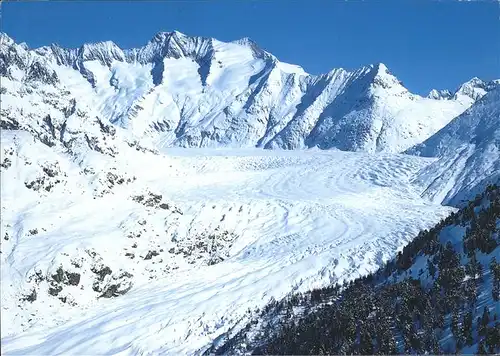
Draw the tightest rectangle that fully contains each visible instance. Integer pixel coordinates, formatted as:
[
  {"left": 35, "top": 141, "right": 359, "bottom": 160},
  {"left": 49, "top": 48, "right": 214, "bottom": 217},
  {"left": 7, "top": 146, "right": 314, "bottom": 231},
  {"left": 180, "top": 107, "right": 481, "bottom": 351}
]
[{"left": 1, "top": 138, "right": 455, "bottom": 355}]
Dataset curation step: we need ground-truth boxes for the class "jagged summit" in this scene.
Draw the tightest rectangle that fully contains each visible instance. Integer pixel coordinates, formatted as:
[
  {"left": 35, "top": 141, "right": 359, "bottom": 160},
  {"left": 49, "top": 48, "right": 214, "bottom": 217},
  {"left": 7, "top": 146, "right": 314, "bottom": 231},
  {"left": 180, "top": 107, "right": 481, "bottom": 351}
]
[
  {"left": 128, "top": 30, "right": 214, "bottom": 63},
  {"left": 30, "top": 30, "right": 272, "bottom": 66},
  {"left": 232, "top": 36, "right": 255, "bottom": 46},
  {"left": 358, "top": 62, "right": 393, "bottom": 76},
  {"left": 231, "top": 36, "right": 273, "bottom": 59},
  {"left": 155, "top": 29, "right": 187, "bottom": 38},
  {"left": 369, "top": 62, "right": 406, "bottom": 89},
  {"left": 1, "top": 31, "right": 496, "bottom": 153},
  {"left": 427, "top": 89, "right": 453, "bottom": 100},
  {"left": 372, "top": 62, "right": 390, "bottom": 75},
  {"left": 426, "top": 77, "right": 498, "bottom": 104},
  {"left": 453, "top": 76, "right": 492, "bottom": 102},
  {"left": 0, "top": 32, "right": 14, "bottom": 45},
  {"left": 78, "top": 41, "right": 125, "bottom": 66}
]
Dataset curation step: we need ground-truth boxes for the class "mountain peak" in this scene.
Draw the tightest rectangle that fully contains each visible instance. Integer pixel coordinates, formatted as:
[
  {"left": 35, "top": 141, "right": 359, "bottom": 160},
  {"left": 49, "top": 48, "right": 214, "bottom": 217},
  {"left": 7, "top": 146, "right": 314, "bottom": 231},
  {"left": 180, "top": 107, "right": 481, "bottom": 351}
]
[
  {"left": 79, "top": 40, "right": 121, "bottom": 55},
  {"left": 464, "top": 76, "right": 484, "bottom": 85},
  {"left": 171, "top": 30, "right": 185, "bottom": 36},
  {"left": 0, "top": 31, "right": 479, "bottom": 155},
  {"left": 150, "top": 31, "right": 169, "bottom": 43},
  {"left": 232, "top": 36, "right": 272, "bottom": 61},
  {"left": 233, "top": 36, "right": 257, "bottom": 47},
  {"left": 375, "top": 62, "right": 389, "bottom": 73},
  {"left": 0, "top": 32, "right": 14, "bottom": 46},
  {"left": 76, "top": 40, "right": 125, "bottom": 66},
  {"left": 362, "top": 62, "right": 408, "bottom": 93},
  {"left": 358, "top": 62, "right": 394, "bottom": 79},
  {"left": 151, "top": 30, "right": 189, "bottom": 42},
  {"left": 428, "top": 77, "right": 498, "bottom": 103},
  {"left": 427, "top": 89, "right": 453, "bottom": 100},
  {"left": 453, "top": 76, "right": 489, "bottom": 102}
]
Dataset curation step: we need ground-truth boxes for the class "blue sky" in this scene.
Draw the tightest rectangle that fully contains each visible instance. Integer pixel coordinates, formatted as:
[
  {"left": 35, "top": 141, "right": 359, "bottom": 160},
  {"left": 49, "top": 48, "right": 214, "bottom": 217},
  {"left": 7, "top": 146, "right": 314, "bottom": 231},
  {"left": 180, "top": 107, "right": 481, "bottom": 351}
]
[{"left": 2, "top": 0, "right": 498, "bottom": 95}]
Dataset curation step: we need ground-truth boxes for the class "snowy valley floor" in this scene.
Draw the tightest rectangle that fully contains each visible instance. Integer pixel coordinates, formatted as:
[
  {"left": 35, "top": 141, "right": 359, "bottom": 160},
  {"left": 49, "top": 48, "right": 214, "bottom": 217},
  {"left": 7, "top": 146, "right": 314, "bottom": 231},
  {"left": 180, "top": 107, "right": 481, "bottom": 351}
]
[{"left": 1, "top": 143, "right": 455, "bottom": 355}]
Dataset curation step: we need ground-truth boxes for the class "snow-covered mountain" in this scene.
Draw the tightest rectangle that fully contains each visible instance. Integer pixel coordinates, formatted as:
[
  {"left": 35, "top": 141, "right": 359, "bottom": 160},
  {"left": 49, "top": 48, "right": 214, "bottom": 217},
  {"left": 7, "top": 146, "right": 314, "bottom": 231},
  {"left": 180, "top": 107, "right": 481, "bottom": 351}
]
[
  {"left": 0, "top": 31, "right": 492, "bottom": 153},
  {"left": 408, "top": 87, "right": 500, "bottom": 206},
  {"left": 1, "top": 29, "right": 499, "bottom": 356},
  {"left": 427, "top": 89, "right": 453, "bottom": 100}
]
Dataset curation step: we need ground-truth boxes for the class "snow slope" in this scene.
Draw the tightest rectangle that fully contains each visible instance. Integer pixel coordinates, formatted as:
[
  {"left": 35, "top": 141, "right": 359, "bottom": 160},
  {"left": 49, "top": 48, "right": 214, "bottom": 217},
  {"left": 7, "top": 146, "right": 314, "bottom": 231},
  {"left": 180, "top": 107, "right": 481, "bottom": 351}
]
[
  {"left": 1, "top": 31, "right": 491, "bottom": 153},
  {"left": 408, "top": 87, "right": 500, "bottom": 206},
  {"left": 1, "top": 132, "right": 455, "bottom": 354}
]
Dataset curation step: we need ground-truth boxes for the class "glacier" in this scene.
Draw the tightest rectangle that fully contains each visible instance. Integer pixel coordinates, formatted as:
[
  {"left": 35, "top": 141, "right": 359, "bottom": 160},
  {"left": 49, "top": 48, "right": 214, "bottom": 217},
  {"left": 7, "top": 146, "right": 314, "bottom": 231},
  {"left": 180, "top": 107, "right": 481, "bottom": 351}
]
[{"left": 1, "top": 134, "right": 455, "bottom": 354}]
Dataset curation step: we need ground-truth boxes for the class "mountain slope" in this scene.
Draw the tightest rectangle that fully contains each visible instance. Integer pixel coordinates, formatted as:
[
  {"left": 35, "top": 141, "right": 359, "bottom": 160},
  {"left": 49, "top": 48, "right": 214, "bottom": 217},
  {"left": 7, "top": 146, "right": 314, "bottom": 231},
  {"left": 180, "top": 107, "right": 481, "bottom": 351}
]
[
  {"left": 408, "top": 87, "right": 500, "bottom": 206},
  {"left": 0, "top": 31, "right": 489, "bottom": 153},
  {"left": 208, "top": 185, "right": 500, "bottom": 355}
]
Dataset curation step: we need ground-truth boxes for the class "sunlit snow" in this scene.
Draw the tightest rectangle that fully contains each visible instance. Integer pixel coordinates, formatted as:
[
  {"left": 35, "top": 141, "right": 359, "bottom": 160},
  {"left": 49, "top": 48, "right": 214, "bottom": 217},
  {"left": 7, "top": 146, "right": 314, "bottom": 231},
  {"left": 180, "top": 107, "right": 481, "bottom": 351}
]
[{"left": 1, "top": 137, "right": 454, "bottom": 355}]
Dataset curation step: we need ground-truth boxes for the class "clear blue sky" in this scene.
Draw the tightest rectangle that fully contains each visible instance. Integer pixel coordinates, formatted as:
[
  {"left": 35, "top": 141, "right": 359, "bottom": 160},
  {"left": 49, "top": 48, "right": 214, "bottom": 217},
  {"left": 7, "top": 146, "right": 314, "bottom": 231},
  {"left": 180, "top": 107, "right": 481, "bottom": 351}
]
[{"left": 1, "top": 0, "right": 499, "bottom": 95}]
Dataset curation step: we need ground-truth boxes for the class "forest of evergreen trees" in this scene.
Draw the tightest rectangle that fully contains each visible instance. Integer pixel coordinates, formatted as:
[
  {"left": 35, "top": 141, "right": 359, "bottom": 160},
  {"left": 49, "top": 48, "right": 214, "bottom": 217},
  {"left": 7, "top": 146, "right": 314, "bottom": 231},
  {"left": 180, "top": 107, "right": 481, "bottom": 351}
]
[{"left": 207, "top": 184, "right": 500, "bottom": 355}]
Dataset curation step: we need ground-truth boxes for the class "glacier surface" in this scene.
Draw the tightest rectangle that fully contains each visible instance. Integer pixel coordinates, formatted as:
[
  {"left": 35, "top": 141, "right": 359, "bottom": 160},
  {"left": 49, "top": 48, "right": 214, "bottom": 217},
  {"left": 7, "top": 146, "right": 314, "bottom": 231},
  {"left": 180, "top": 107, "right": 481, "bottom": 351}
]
[{"left": 2, "top": 134, "right": 454, "bottom": 354}]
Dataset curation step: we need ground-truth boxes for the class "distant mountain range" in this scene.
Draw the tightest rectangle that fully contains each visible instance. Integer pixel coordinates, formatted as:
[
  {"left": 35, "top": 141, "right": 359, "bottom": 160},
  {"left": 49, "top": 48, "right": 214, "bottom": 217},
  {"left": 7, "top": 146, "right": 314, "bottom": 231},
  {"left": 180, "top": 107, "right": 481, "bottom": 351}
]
[{"left": 1, "top": 31, "right": 498, "bottom": 154}]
